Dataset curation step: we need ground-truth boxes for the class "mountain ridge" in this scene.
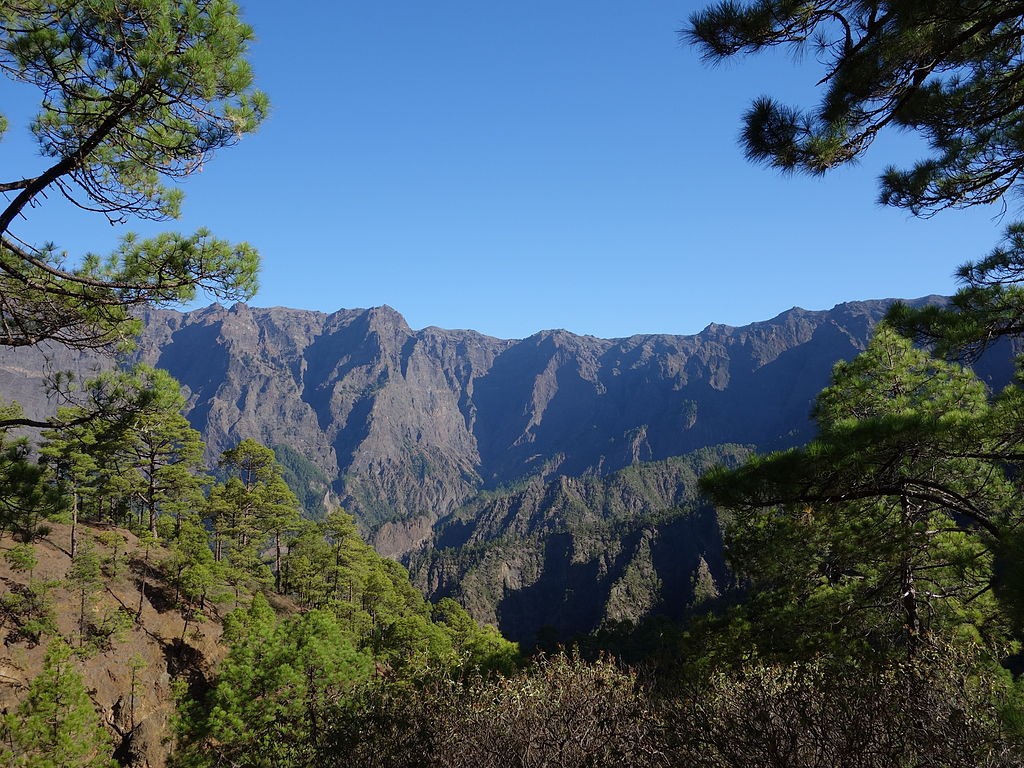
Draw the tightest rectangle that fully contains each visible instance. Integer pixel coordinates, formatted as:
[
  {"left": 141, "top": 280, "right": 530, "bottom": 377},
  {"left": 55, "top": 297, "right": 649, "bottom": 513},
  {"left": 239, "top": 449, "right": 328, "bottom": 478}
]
[
  {"left": 0, "top": 295, "right": 954, "bottom": 547},
  {"left": 3, "top": 294, "right": 1017, "bottom": 640}
]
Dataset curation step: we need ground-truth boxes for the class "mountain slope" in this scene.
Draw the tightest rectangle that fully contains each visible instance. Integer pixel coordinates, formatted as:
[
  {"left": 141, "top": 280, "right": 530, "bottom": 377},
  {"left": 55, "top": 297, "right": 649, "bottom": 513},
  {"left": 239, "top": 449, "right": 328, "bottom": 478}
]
[
  {"left": 4, "top": 296, "right": 1014, "bottom": 639},
  {"left": 407, "top": 446, "right": 750, "bottom": 643},
  {"left": 0, "top": 297, "right": 984, "bottom": 557}
]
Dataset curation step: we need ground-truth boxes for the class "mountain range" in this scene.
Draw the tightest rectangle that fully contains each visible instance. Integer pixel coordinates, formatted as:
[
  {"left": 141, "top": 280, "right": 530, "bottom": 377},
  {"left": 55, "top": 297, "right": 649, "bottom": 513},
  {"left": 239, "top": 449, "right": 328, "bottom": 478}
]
[{"left": 1, "top": 297, "right": 1013, "bottom": 641}]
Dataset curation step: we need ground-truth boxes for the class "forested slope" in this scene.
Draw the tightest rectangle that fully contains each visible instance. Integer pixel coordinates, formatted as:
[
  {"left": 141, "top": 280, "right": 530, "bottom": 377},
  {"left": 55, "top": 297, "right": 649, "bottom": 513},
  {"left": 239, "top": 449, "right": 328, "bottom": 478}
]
[{"left": 408, "top": 446, "right": 749, "bottom": 643}]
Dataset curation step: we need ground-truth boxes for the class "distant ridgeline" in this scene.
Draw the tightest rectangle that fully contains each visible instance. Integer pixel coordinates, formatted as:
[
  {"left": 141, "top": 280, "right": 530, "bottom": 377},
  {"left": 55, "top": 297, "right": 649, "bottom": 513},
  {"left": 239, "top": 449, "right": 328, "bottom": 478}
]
[{"left": 0, "top": 297, "right": 1016, "bottom": 641}]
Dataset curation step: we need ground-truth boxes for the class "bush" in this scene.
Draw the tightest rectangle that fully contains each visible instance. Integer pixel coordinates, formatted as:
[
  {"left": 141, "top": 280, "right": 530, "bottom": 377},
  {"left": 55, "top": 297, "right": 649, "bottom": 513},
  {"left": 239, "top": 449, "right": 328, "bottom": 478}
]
[
  {"left": 323, "top": 652, "right": 665, "bottom": 768},
  {"left": 664, "top": 649, "right": 1024, "bottom": 768}
]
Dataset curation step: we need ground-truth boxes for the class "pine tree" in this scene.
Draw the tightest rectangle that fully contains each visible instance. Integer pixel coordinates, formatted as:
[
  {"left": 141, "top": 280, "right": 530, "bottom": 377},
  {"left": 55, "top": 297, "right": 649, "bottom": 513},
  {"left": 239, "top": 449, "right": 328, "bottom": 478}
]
[
  {"left": 166, "top": 514, "right": 219, "bottom": 641},
  {"left": 0, "top": 0, "right": 266, "bottom": 354},
  {"left": 279, "top": 520, "right": 333, "bottom": 608},
  {"left": 67, "top": 541, "right": 103, "bottom": 648},
  {"left": 687, "top": 2, "right": 1024, "bottom": 215},
  {"left": 889, "top": 223, "right": 1024, "bottom": 354},
  {"left": 0, "top": 434, "right": 61, "bottom": 542},
  {"left": 686, "top": 3, "right": 1024, "bottom": 358},
  {"left": 0, "top": 638, "right": 114, "bottom": 767},
  {"left": 212, "top": 440, "right": 300, "bottom": 594},
  {"left": 701, "top": 325, "right": 1014, "bottom": 658},
  {"left": 43, "top": 365, "right": 208, "bottom": 539},
  {"left": 194, "top": 594, "right": 372, "bottom": 768}
]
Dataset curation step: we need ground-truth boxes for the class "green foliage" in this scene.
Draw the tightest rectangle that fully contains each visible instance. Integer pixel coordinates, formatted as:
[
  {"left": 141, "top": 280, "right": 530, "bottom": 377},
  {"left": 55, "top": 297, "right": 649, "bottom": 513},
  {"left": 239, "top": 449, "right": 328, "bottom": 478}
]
[
  {"left": 431, "top": 598, "right": 520, "bottom": 675},
  {"left": 0, "top": 411, "right": 63, "bottom": 540},
  {"left": 0, "top": 580, "right": 57, "bottom": 645},
  {"left": 702, "top": 326, "right": 1014, "bottom": 659},
  {"left": 272, "top": 444, "right": 332, "bottom": 519},
  {"left": 686, "top": 2, "right": 1024, "bottom": 215},
  {"left": 175, "top": 513, "right": 523, "bottom": 764},
  {"left": 94, "top": 530, "right": 127, "bottom": 577},
  {"left": 210, "top": 439, "right": 300, "bottom": 594},
  {"left": 685, "top": 1, "right": 1024, "bottom": 369},
  {"left": 0, "top": 0, "right": 265, "bottom": 350},
  {"left": 42, "top": 365, "right": 208, "bottom": 536},
  {"left": 67, "top": 541, "right": 103, "bottom": 648},
  {"left": 281, "top": 508, "right": 481, "bottom": 671},
  {"left": 179, "top": 594, "right": 372, "bottom": 768},
  {"left": 890, "top": 222, "right": 1024, "bottom": 354},
  {"left": 0, "top": 638, "right": 115, "bottom": 767},
  {"left": 4, "top": 544, "right": 37, "bottom": 576},
  {"left": 678, "top": 5, "right": 1024, "bottom": 762},
  {"left": 162, "top": 514, "right": 219, "bottom": 640}
]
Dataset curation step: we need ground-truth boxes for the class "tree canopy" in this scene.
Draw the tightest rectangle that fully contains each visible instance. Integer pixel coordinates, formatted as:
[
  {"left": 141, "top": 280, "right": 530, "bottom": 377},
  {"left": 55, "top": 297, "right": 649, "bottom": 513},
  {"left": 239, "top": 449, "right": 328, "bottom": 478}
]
[
  {"left": 888, "top": 222, "right": 1024, "bottom": 354},
  {"left": 1, "top": 638, "right": 114, "bottom": 767},
  {"left": 0, "top": 0, "right": 266, "bottom": 351},
  {"left": 701, "top": 326, "right": 1015, "bottom": 657},
  {"left": 686, "top": 2, "right": 1024, "bottom": 216},
  {"left": 686, "top": 5, "right": 1024, "bottom": 753}
]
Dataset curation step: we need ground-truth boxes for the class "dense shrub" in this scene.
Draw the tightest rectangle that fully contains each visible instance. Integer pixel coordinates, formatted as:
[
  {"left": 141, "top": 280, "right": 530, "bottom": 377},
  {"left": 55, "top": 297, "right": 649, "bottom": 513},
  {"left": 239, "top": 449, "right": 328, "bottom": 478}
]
[{"left": 665, "top": 650, "right": 1024, "bottom": 768}]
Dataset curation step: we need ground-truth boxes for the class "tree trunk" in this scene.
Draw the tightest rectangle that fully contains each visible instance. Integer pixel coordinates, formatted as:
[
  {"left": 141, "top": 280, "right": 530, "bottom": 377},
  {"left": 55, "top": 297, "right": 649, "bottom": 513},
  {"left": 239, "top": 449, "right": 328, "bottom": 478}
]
[
  {"left": 70, "top": 488, "right": 78, "bottom": 560},
  {"left": 900, "top": 495, "right": 920, "bottom": 654},
  {"left": 79, "top": 588, "right": 87, "bottom": 647},
  {"left": 136, "top": 547, "right": 150, "bottom": 622},
  {"left": 274, "top": 530, "right": 282, "bottom": 594},
  {"left": 148, "top": 456, "right": 158, "bottom": 537}
]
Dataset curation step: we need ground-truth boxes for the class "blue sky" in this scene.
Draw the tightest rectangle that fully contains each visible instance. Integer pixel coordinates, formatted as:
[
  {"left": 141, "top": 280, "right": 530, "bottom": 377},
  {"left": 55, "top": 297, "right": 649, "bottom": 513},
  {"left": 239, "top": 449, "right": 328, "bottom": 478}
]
[{"left": 0, "top": 1, "right": 1010, "bottom": 340}]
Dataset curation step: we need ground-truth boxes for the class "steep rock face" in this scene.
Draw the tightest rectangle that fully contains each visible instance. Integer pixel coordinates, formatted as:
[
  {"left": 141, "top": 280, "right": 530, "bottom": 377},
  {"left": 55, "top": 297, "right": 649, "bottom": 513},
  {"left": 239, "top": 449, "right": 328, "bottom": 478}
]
[
  {"left": 139, "top": 303, "right": 340, "bottom": 474},
  {"left": 318, "top": 312, "right": 511, "bottom": 531},
  {"left": 2, "top": 296, "right": 1017, "bottom": 640},
  {"left": 0, "top": 297, "right": 960, "bottom": 556},
  {"left": 408, "top": 448, "right": 748, "bottom": 643}
]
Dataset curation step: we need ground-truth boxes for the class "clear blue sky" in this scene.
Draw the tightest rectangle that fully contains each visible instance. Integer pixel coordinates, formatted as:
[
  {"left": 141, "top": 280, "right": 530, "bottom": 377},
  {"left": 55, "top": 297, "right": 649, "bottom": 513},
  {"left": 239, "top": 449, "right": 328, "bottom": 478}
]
[{"left": 0, "top": 1, "right": 1010, "bottom": 340}]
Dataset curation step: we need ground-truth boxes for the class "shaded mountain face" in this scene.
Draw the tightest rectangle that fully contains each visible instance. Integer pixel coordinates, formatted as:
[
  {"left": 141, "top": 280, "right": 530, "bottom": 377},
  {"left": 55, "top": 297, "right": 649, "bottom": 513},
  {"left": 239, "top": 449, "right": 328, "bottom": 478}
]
[
  {"left": 406, "top": 446, "right": 751, "bottom": 644},
  {"left": 0, "top": 306, "right": 871, "bottom": 521},
  {"left": 1, "top": 297, "right": 996, "bottom": 556},
  {"left": 3, "top": 297, "right": 1012, "bottom": 641}
]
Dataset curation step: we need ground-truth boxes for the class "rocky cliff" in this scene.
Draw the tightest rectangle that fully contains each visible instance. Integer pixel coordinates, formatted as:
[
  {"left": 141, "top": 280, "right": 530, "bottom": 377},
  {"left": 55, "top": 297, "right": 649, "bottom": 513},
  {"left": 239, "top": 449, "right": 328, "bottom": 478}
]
[
  {"left": 3, "top": 296, "right": 1012, "bottom": 640},
  {"left": 0, "top": 298, "right": 921, "bottom": 553},
  {"left": 407, "top": 446, "right": 750, "bottom": 643},
  {"left": 0, "top": 296, "right": 991, "bottom": 548}
]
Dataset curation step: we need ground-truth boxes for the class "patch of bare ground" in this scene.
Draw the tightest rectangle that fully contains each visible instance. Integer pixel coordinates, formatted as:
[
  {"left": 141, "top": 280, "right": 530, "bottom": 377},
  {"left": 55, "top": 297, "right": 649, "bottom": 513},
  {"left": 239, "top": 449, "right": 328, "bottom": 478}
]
[{"left": 0, "top": 521, "right": 235, "bottom": 768}]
